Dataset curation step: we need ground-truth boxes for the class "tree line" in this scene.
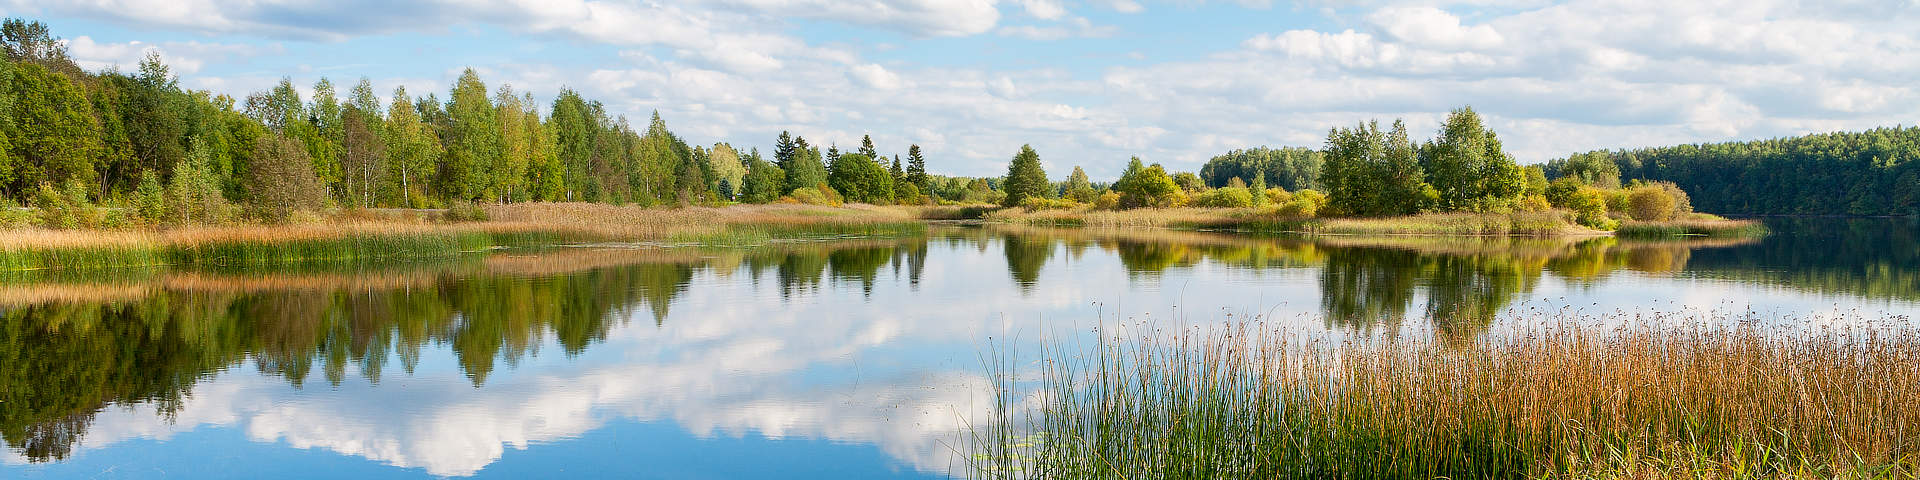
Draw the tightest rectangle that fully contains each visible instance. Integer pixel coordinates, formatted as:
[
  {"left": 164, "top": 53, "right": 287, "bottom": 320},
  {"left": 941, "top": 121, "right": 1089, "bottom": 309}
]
[
  {"left": 1547, "top": 127, "right": 1920, "bottom": 216},
  {"left": 0, "top": 18, "right": 976, "bottom": 228}
]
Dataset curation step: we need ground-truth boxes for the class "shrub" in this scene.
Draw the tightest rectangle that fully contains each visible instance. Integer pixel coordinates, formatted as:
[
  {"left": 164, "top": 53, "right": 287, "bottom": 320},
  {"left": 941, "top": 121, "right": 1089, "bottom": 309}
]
[
  {"left": 1627, "top": 185, "right": 1678, "bottom": 221},
  {"left": 134, "top": 170, "right": 166, "bottom": 223},
  {"left": 1093, "top": 191, "right": 1122, "bottom": 210},
  {"left": 442, "top": 201, "right": 490, "bottom": 222},
  {"left": 1544, "top": 177, "right": 1581, "bottom": 208},
  {"left": 1189, "top": 187, "right": 1254, "bottom": 208},
  {"left": 1520, "top": 194, "right": 1551, "bottom": 212},
  {"left": 1604, "top": 189, "right": 1631, "bottom": 216},
  {"left": 787, "top": 183, "right": 844, "bottom": 206},
  {"left": 1265, "top": 187, "right": 1292, "bottom": 205},
  {"left": 246, "top": 135, "right": 328, "bottom": 223},
  {"left": 1019, "top": 196, "right": 1077, "bottom": 211},
  {"left": 32, "top": 180, "right": 93, "bottom": 229},
  {"left": 0, "top": 200, "right": 33, "bottom": 229},
  {"left": 1276, "top": 189, "right": 1326, "bottom": 219},
  {"left": 1571, "top": 187, "right": 1617, "bottom": 230}
]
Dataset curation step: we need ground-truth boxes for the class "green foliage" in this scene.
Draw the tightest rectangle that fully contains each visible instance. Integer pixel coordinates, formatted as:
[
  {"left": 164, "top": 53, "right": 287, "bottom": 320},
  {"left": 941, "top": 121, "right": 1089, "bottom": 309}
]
[
  {"left": 1113, "top": 157, "right": 1182, "bottom": 208},
  {"left": 384, "top": 86, "right": 441, "bottom": 207},
  {"left": 1569, "top": 187, "right": 1616, "bottom": 230},
  {"left": 1001, "top": 145, "right": 1049, "bottom": 207},
  {"left": 1172, "top": 171, "right": 1204, "bottom": 192},
  {"left": 1018, "top": 196, "right": 1077, "bottom": 211},
  {"left": 1320, "top": 120, "right": 1435, "bottom": 216},
  {"left": 1546, "top": 151, "right": 1622, "bottom": 188},
  {"left": 828, "top": 153, "right": 894, "bottom": 204},
  {"left": 1249, "top": 173, "right": 1269, "bottom": 207},
  {"left": 442, "top": 69, "right": 500, "bottom": 201},
  {"left": 133, "top": 170, "right": 163, "bottom": 222},
  {"left": 1423, "top": 106, "right": 1525, "bottom": 212},
  {"left": 166, "top": 138, "right": 232, "bottom": 226},
  {"left": 1278, "top": 189, "right": 1326, "bottom": 219},
  {"left": 1199, "top": 146, "right": 1322, "bottom": 191},
  {"left": 30, "top": 180, "right": 91, "bottom": 229},
  {"left": 906, "top": 144, "right": 929, "bottom": 194},
  {"left": 741, "top": 158, "right": 786, "bottom": 204},
  {"left": 245, "top": 135, "right": 326, "bottom": 223},
  {"left": 785, "top": 144, "right": 829, "bottom": 195},
  {"left": 3, "top": 62, "right": 100, "bottom": 193},
  {"left": 1564, "top": 127, "right": 1920, "bottom": 215},
  {"left": 1065, "top": 165, "right": 1098, "bottom": 203},
  {"left": 788, "top": 183, "right": 843, "bottom": 206},
  {"left": 1544, "top": 177, "right": 1582, "bottom": 208},
  {"left": 441, "top": 201, "right": 489, "bottom": 222},
  {"left": 1626, "top": 185, "right": 1678, "bottom": 221},
  {"left": 1189, "top": 186, "right": 1255, "bottom": 208}
]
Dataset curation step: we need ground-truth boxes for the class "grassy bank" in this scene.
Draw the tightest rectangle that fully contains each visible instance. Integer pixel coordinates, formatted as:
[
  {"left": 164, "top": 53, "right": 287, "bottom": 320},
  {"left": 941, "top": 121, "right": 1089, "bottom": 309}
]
[
  {"left": 974, "top": 314, "right": 1920, "bottom": 479},
  {"left": 0, "top": 202, "right": 929, "bottom": 272}
]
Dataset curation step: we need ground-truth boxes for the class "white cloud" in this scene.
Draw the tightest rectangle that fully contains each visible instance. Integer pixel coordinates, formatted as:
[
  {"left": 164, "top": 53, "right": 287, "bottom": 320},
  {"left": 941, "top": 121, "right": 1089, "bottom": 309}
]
[
  {"left": 848, "top": 63, "right": 904, "bottom": 90},
  {"left": 1017, "top": 0, "right": 1068, "bottom": 19},
  {"left": 1365, "top": 6, "right": 1503, "bottom": 50}
]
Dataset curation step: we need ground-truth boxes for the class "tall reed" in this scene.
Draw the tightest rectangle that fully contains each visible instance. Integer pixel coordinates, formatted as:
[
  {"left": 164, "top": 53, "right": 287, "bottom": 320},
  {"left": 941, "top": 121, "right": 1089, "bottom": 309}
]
[{"left": 974, "top": 312, "right": 1920, "bottom": 479}]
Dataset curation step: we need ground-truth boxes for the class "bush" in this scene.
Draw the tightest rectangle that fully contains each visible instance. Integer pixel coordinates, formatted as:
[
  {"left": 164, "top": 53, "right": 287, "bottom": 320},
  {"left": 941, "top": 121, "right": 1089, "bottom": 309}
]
[
  {"left": 442, "top": 201, "right": 490, "bottom": 222},
  {"left": 1627, "top": 185, "right": 1678, "bottom": 220},
  {"left": 1544, "top": 177, "right": 1581, "bottom": 208},
  {"left": 32, "top": 180, "right": 94, "bottom": 229},
  {"left": 787, "top": 183, "right": 844, "bottom": 206},
  {"left": 1571, "top": 187, "right": 1617, "bottom": 230},
  {"left": 0, "top": 200, "right": 33, "bottom": 229},
  {"left": 1019, "top": 196, "right": 1077, "bottom": 211},
  {"left": 134, "top": 170, "right": 166, "bottom": 223},
  {"left": 1276, "top": 189, "right": 1326, "bottom": 219},
  {"left": 1264, "top": 187, "right": 1291, "bottom": 205},
  {"left": 1189, "top": 187, "right": 1254, "bottom": 208},
  {"left": 1519, "top": 194, "right": 1551, "bottom": 212},
  {"left": 246, "top": 135, "right": 328, "bottom": 223},
  {"left": 1093, "top": 191, "right": 1122, "bottom": 210},
  {"left": 1604, "top": 189, "right": 1631, "bottom": 216}
]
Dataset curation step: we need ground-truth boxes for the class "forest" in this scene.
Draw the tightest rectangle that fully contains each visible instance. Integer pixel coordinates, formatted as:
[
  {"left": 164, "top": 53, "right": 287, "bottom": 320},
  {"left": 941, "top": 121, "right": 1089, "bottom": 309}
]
[
  {"left": 1547, "top": 127, "right": 1920, "bottom": 216},
  {"left": 0, "top": 16, "right": 1907, "bottom": 235}
]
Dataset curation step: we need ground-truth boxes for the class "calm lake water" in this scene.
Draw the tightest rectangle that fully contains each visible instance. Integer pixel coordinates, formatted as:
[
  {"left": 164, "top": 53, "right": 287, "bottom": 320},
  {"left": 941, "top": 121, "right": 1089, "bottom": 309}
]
[{"left": 3, "top": 218, "right": 1916, "bottom": 478}]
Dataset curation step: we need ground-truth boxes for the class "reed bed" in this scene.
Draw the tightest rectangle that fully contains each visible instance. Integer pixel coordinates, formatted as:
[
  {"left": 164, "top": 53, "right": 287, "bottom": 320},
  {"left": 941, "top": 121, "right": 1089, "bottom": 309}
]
[
  {"left": 1616, "top": 218, "right": 1768, "bottom": 239},
  {"left": 974, "top": 312, "right": 1920, "bottom": 479},
  {"left": 1305, "top": 212, "right": 1596, "bottom": 237},
  {"left": 0, "top": 202, "right": 931, "bottom": 271}
]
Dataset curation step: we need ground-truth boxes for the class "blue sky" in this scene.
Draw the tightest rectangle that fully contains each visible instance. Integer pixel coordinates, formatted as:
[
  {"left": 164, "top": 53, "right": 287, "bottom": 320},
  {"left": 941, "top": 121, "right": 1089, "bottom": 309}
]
[{"left": 3, "top": 0, "right": 1916, "bottom": 179}]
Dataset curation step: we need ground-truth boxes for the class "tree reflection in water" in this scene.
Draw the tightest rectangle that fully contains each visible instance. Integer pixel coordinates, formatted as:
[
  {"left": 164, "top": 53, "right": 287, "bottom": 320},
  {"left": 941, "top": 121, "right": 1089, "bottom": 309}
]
[{"left": 4, "top": 220, "right": 1911, "bottom": 464}]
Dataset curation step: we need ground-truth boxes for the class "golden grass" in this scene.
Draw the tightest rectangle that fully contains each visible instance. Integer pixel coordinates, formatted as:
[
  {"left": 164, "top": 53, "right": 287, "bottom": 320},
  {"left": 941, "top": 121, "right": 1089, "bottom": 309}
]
[{"left": 979, "top": 312, "right": 1920, "bottom": 479}]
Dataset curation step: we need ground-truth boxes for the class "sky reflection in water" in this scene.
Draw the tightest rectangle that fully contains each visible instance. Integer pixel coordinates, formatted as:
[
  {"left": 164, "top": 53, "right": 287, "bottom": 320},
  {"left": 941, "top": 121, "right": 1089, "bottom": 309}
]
[{"left": 1, "top": 218, "right": 1915, "bottom": 478}]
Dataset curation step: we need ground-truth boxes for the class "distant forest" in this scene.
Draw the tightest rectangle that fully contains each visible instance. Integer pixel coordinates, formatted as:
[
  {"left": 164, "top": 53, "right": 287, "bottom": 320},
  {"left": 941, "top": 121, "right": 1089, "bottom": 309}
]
[{"left": 1545, "top": 128, "right": 1920, "bottom": 216}]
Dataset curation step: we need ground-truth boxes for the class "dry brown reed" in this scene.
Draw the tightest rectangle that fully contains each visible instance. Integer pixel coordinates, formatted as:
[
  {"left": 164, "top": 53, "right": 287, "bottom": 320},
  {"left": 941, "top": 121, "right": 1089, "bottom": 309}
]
[{"left": 979, "top": 311, "right": 1920, "bottom": 479}]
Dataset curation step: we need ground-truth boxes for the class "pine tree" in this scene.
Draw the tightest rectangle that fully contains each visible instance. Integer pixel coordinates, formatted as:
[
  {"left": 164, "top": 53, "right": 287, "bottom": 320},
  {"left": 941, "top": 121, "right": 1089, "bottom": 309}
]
[{"left": 859, "top": 134, "right": 877, "bottom": 158}]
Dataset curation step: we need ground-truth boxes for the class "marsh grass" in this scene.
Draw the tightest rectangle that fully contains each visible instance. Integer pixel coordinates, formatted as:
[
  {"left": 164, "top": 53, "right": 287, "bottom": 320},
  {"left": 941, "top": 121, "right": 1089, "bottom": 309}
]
[
  {"left": 1617, "top": 218, "right": 1768, "bottom": 239},
  {"left": 974, "top": 312, "right": 1920, "bottom": 479},
  {"left": 0, "top": 202, "right": 931, "bottom": 271},
  {"left": 984, "top": 209, "right": 1601, "bottom": 238}
]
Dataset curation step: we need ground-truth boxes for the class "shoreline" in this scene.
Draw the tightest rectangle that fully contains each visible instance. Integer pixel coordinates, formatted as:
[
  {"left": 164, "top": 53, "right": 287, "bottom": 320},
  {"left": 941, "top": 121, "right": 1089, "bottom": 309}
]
[{"left": 0, "top": 203, "right": 1769, "bottom": 272}]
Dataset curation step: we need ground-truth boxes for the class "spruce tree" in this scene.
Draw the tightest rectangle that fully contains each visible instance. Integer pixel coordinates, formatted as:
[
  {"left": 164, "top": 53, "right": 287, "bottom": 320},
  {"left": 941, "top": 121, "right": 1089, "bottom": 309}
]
[
  {"left": 906, "top": 144, "right": 928, "bottom": 192},
  {"left": 859, "top": 134, "right": 877, "bottom": 158}
]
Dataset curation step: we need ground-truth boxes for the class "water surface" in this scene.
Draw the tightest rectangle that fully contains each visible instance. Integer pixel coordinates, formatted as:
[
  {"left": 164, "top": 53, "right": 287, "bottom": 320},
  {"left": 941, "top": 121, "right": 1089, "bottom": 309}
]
[{"left": 3, "top": 218, "right": 1915, "bottom": 478}]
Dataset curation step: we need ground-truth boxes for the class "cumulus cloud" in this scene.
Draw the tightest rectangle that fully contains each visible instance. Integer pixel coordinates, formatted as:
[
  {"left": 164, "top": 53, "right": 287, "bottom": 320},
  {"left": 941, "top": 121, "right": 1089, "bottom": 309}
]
[{"left": 848, "top": 63, "right": 904, "bottom": 90}]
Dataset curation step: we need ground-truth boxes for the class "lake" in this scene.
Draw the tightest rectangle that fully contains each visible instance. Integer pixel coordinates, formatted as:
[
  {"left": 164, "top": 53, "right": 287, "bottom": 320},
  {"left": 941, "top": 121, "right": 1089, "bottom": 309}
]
[{"left": 3, "top": 217, "right": 1915, "bottom": 478}]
